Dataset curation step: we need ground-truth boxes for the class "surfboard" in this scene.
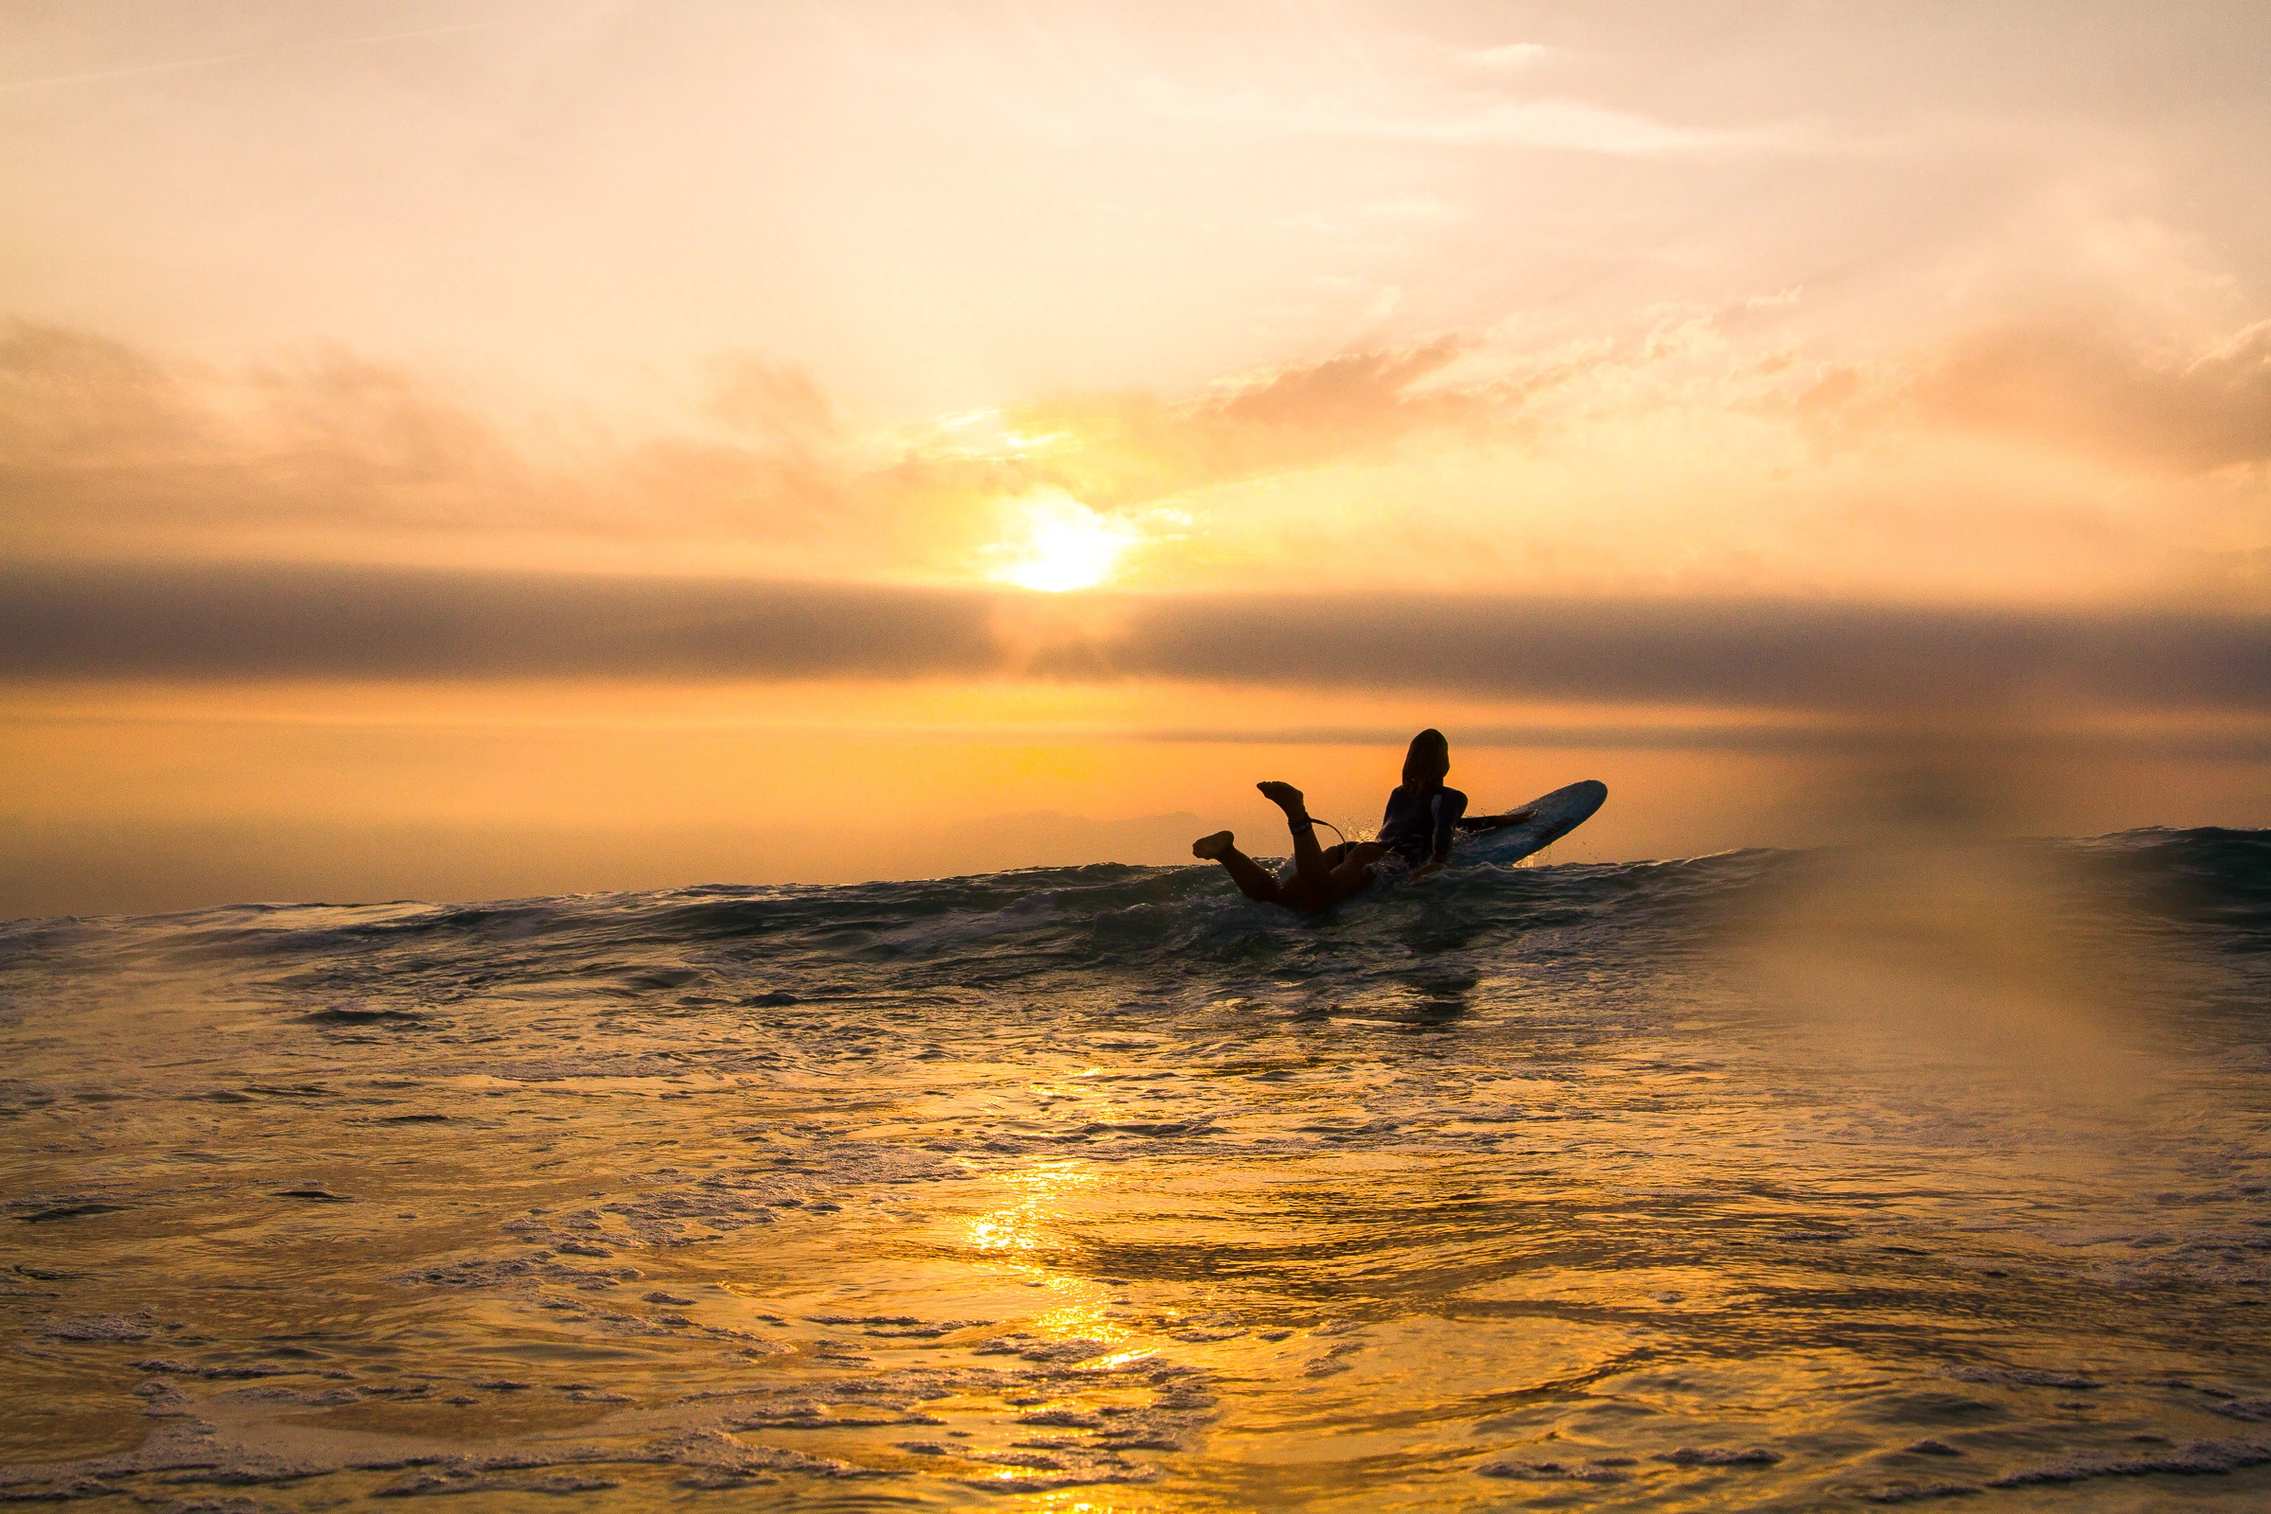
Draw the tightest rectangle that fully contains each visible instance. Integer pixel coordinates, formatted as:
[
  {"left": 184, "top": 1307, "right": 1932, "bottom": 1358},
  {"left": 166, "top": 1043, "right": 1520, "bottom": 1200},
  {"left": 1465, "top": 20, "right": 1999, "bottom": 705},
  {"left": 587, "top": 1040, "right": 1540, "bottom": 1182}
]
[{"left": 1453, "top": 780, "right": 1608, "bottom": 867}]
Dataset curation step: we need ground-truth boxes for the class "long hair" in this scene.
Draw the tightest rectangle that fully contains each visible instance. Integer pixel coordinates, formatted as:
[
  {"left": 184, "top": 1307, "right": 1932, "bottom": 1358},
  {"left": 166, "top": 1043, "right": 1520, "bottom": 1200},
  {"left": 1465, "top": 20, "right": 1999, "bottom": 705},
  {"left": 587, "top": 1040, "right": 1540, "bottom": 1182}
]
[{"left": 1402, "top": 728, "right": 1450, "bottom": 788}]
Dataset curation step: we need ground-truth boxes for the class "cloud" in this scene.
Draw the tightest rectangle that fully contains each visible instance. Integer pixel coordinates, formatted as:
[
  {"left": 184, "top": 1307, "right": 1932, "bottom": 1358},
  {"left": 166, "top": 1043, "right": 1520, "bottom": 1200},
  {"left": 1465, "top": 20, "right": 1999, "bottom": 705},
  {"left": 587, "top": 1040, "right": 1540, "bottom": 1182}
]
[
  {"left": 1301, "top": 96, "right": 1741, "bottom": 153},
  {"left": 0, "top": 563, "right": 1000, "bottom": 681},
  {"left": 702, "top": 354, "right": 841, "bottom": 444},
  {"left": 0, "top": 322, "right": 911, "bottom": 569},
  {"left": 0, "top": 322, "right": 207, "bottom": 470},
  {"left": 0, "top": 321, "right": 1498, "bottom": 569},
  {"left": 1461, "top": 43, "right": 1550, "bottom": 73},
  {"left": 1805, "top": 320, "right": 2271, "bottom": 473},
  {"left": 6, "top": 314, "right": 2263, "bottom": 610},
  {"left": 1125, "top": 46, "right": 1788, "bottom": 157},
  {"left": 0, "top": 322, "right": 545, "bottom": 537},
  {"left": 975, "top": 336, "right": 1486, "bottom": 510},
  {"left": 5, "top": 562, "right": 2265, "bottom": 717},
  {"left": 1064, "top": 594, "right": 2271, "bottom": 713}
]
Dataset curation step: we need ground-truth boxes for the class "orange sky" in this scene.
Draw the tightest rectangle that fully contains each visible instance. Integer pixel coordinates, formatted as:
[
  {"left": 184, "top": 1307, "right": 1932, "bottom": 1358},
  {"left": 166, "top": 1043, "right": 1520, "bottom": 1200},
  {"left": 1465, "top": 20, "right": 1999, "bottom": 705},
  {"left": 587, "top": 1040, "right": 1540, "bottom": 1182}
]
[{"left": 4, "top": 1, "right": 2268, "bottom": 915}]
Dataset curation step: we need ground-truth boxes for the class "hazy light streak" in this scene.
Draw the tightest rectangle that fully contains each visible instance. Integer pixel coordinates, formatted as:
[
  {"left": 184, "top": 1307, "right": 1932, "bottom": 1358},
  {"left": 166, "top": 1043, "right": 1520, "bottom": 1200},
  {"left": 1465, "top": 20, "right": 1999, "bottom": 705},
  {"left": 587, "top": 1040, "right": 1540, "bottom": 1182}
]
[{"left": 0, "top": 21, "right": 501, "bottom": 93}]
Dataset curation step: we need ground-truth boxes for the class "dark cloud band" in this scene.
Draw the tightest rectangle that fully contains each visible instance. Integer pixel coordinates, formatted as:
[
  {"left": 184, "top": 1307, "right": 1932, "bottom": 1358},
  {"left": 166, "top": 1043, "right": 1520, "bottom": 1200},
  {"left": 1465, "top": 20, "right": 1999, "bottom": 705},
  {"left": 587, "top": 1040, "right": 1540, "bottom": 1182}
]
[
  {"left": 0, "top": 563, "right": 1001, "bottom": 680},
  {"left": 3, "top": 561, "right": 2266, "bottom": 713}
]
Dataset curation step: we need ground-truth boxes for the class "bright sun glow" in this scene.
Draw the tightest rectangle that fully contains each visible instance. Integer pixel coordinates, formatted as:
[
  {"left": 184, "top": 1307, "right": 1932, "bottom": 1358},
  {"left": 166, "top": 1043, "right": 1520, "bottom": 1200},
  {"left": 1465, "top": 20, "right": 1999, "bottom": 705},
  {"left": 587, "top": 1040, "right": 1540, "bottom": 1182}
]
[{"left": 991, "top": 490, "right": 1136, "bottom": 592}]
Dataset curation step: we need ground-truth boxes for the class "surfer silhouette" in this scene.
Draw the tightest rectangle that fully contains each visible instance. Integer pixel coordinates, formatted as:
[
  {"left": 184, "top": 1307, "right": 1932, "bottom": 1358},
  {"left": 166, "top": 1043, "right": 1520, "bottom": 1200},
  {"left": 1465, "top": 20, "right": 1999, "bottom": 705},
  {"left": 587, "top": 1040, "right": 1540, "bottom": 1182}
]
[{"left": 1192, "top": 729, "right": 1535, "bottom": 914}]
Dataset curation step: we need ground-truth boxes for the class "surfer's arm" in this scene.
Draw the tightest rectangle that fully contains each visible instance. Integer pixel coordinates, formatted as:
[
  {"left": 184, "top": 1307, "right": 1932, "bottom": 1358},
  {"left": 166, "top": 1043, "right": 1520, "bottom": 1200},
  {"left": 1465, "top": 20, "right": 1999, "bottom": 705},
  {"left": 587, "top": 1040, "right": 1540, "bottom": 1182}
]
[
  {"left": 1421, "top": 788, "right": 1470, "bottom": 872},
  {"left": 1455, "top": 807, "right": 1536, "bottom": 833}
]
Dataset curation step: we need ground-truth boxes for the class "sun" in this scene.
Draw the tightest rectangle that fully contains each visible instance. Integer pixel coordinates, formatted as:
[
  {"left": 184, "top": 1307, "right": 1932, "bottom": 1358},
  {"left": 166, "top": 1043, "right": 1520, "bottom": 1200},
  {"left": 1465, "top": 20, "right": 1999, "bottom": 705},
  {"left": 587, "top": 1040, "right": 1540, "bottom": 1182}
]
[{"left": 990, "top": 490, "right": 1137, "bottom": 592}]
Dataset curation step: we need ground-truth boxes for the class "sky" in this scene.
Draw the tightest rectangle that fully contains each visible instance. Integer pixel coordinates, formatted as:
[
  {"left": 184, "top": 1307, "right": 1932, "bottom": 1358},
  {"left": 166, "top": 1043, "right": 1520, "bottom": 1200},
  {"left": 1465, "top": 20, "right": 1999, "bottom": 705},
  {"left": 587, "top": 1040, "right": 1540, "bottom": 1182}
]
[{"left": 3, "top": 0, "right": 2268, "bottom": 916}]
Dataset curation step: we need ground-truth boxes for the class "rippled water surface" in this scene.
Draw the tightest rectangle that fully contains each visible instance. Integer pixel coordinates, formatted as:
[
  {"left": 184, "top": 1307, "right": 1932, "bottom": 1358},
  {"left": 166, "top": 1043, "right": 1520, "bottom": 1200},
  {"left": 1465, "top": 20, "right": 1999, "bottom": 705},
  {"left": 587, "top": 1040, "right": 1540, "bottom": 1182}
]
[{"left": 4, "top": 828, "right": 2269, "bottom": 1510}]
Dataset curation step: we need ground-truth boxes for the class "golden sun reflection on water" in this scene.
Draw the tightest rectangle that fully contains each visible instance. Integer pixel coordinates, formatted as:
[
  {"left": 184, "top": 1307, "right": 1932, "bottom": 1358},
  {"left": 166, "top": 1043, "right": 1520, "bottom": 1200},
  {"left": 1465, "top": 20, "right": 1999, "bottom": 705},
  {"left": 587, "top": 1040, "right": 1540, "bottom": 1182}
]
[
  {"left": 964, "top": 1162, "right": 1141, "bottom": 1357},
  {"left": 966, "top": 1158, "right": 1096, "bottom": 1260}
]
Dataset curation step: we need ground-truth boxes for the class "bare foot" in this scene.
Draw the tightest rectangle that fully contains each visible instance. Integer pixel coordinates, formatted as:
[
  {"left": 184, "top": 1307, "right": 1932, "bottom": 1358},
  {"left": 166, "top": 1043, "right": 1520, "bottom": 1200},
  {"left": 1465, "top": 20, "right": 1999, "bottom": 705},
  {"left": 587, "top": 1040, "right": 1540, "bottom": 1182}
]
[
  {"left": 1255, "top": 781, "right": 1308, "bottom": 819},
  {"left": 1192, "top": 830, "right": 1236, "bottom": 860}
]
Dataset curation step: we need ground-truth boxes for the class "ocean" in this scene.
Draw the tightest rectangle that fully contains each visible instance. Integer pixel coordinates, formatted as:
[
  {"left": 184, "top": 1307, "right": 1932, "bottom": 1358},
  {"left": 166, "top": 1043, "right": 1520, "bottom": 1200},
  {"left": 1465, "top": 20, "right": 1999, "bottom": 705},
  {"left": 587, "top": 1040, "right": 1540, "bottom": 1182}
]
[{"left": 3, "top": 826, "right": 2267, "bottom": 1510}]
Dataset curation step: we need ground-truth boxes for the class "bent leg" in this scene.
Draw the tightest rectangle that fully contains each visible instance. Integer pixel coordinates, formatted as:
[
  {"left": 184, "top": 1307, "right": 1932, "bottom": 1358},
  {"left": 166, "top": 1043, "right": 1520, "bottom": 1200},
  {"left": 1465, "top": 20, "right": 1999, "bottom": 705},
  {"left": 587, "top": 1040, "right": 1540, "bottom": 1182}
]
[
  {"left": 1193, "top": 830, "right": 1284, "bottom": 906},
  {"left": 1256, "top": 781, "right": 1329, "bottom": 887}
]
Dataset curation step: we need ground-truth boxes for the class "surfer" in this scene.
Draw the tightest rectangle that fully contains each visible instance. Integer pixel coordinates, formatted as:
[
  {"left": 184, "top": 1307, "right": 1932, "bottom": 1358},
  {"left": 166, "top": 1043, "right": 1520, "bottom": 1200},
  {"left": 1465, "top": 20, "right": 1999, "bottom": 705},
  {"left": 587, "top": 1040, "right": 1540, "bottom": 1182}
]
[{"left": 1192, "top": 729, "right": 1535, "bottom": 914}]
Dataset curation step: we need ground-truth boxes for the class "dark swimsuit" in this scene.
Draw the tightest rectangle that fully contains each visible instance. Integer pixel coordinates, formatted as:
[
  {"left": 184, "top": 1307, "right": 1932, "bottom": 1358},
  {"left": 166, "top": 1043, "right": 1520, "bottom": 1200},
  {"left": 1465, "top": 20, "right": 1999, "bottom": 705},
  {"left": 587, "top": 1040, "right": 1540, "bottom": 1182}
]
[{"left": 1376, "top": 783, "right": 1468, "bottom": 866}]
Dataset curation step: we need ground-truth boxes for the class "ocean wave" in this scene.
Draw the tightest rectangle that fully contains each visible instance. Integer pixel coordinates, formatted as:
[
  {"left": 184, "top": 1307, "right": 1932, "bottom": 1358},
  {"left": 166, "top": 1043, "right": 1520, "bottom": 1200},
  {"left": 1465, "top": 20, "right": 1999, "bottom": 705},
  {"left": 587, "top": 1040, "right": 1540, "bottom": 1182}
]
[
  {"left": 9, "top": 825, "right": 2259, "bottom": 984},
  {"left": 3, "top": 827, "right": 2268, "bottom": 1510}
]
